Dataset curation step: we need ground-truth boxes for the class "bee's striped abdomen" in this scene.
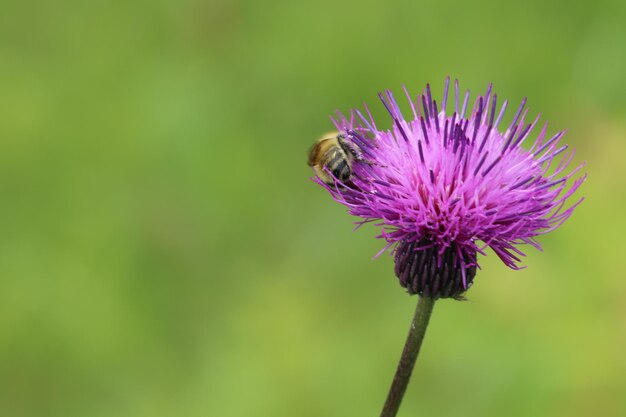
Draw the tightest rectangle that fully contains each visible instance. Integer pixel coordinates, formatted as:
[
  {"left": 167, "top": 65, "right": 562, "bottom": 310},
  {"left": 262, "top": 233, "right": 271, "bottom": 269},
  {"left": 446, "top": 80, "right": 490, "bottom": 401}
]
[{"left": 326, "top": 149, "right": 352, "bottom": 182}]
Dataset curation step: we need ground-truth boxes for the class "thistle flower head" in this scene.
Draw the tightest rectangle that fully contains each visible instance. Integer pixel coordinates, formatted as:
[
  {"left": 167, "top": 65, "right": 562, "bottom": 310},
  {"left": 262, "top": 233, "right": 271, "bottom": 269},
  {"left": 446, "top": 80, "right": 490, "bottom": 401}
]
[{"left": 314, "top": 79, "right": 586, "bottom": 299}]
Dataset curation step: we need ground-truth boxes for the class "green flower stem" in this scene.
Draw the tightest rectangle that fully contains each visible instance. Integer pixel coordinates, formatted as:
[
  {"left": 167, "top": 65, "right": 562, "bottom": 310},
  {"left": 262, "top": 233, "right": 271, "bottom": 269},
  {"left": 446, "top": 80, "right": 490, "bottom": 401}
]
[{"left": 380, "top": 296, "right": 436, "bottom": 417}]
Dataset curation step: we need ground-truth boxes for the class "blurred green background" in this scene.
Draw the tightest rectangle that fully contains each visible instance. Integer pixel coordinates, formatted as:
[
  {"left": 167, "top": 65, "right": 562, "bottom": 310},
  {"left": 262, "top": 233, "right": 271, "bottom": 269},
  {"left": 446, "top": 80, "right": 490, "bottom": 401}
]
[{"left": 0, "top": 0, "right": 624, "bottom": 416}]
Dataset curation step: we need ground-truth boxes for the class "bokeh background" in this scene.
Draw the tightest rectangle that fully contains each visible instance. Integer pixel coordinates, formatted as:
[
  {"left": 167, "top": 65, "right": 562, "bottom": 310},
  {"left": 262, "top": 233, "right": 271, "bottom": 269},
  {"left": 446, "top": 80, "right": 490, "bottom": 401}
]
[{"left": 1, "top": 0, "right": 624, "bottom": 416}]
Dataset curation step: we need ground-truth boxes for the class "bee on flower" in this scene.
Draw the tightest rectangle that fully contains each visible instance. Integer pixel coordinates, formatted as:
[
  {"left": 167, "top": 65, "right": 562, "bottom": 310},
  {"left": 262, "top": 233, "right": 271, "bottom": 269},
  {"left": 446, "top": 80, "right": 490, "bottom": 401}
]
[{"left": 310, "top": 79, "right": 586, "bottom": 299}]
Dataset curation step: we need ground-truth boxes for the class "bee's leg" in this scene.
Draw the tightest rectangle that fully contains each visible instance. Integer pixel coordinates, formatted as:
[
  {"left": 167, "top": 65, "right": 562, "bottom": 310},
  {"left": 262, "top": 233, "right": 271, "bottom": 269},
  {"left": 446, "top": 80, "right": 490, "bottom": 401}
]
[{"left": 343, "top": 180, "right": 363, "bottom": 192}]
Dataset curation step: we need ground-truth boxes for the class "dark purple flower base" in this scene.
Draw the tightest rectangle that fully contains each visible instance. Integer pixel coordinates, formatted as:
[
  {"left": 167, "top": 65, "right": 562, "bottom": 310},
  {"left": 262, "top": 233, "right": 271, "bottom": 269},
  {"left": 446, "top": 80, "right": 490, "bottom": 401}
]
[{"left": 394, "top": 239, "right": 477, "bottom": 299}]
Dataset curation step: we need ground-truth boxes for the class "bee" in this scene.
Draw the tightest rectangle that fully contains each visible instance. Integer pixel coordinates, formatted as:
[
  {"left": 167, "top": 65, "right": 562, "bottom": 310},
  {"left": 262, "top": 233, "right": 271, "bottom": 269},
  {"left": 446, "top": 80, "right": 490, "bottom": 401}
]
[{"left": 308, "top": 132, "right": 370, "bottom": 185}]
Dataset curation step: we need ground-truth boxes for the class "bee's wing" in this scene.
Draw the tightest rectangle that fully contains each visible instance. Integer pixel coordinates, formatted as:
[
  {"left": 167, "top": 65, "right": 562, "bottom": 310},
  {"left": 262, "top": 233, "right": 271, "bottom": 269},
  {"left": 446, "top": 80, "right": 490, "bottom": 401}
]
[{"left": 307, "top": 140, "right": 323, "bottom": 166}]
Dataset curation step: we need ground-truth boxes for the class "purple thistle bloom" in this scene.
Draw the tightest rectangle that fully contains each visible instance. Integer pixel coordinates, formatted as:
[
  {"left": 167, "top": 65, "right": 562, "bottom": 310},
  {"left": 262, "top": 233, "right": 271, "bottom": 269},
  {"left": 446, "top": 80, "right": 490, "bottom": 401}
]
[{"left": 314, "top": 79, "right": 586, "bottom": 299}]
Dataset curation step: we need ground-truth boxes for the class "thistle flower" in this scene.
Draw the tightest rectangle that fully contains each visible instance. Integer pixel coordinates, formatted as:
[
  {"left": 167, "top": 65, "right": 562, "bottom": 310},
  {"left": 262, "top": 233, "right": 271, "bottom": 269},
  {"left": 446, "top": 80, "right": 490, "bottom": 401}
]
[{"left": 314, "top": 79, "right": 586, "bottom": 299}]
